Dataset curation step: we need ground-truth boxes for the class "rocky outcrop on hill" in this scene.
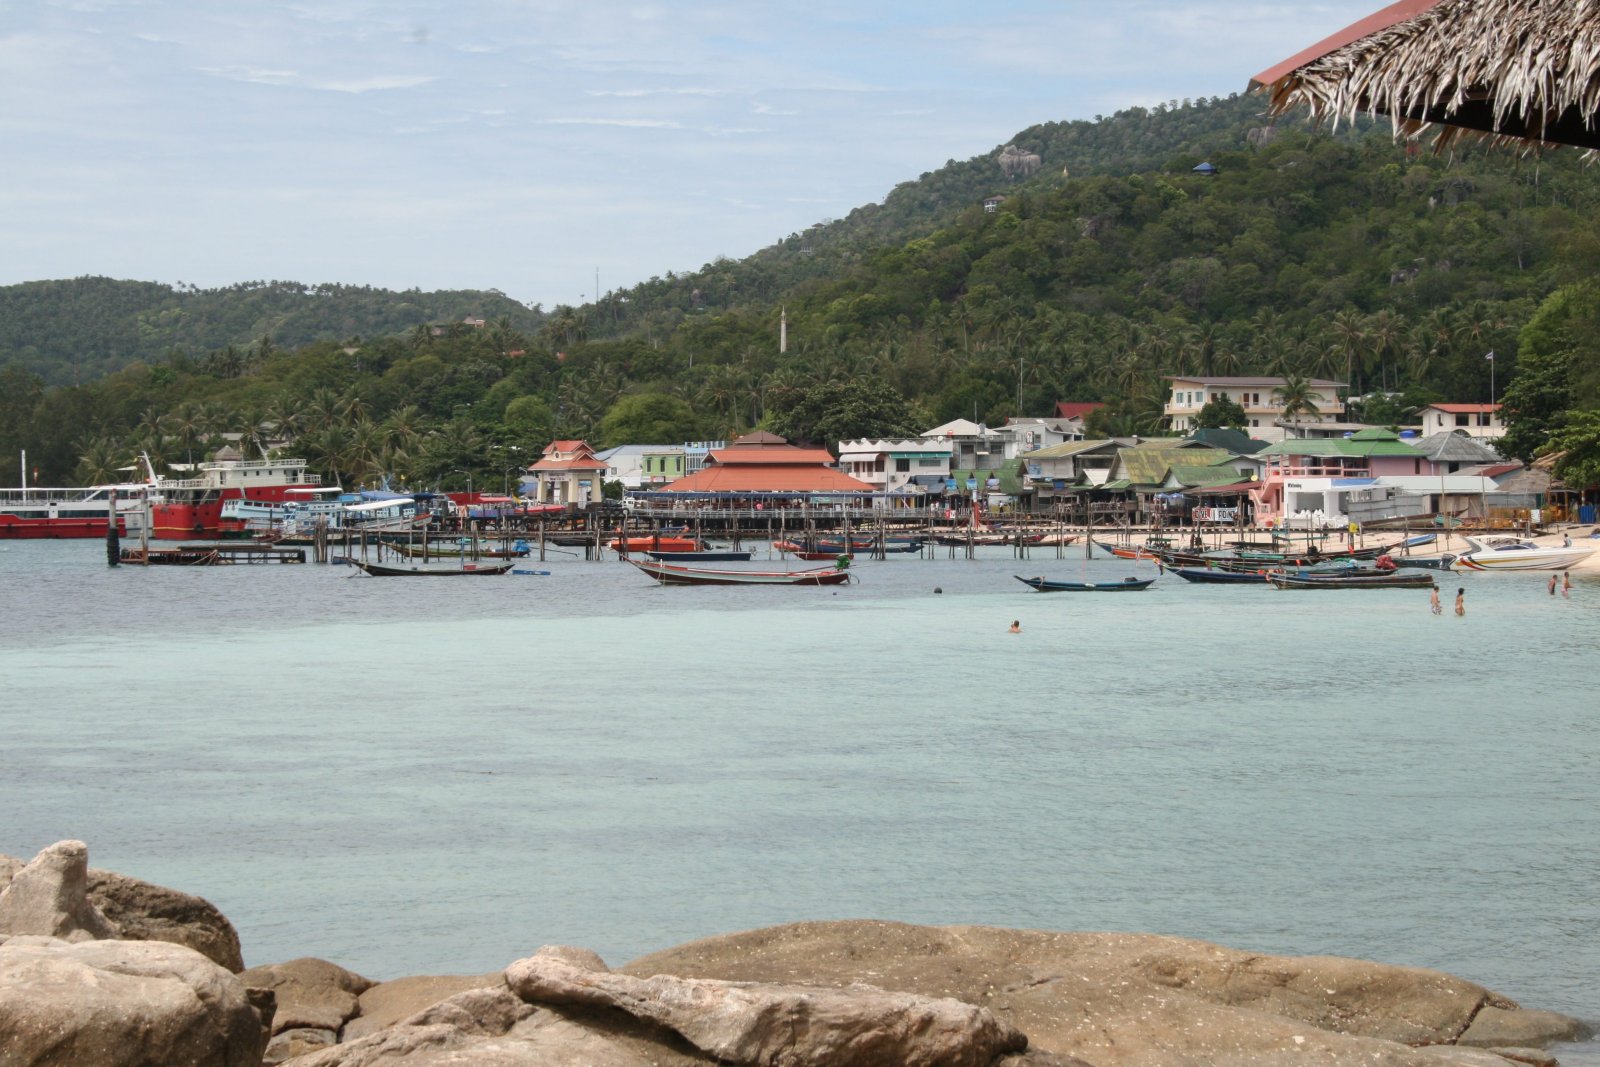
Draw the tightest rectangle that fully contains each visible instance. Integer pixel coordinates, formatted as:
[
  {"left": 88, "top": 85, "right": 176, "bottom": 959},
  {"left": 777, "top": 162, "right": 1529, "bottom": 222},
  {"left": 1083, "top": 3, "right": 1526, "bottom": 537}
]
[
  {"left": 0, "top": 936, "right": 266, "bottom": 1067},
  {"left": 0, "top": 841, "right": 243, "bottom": 971}
]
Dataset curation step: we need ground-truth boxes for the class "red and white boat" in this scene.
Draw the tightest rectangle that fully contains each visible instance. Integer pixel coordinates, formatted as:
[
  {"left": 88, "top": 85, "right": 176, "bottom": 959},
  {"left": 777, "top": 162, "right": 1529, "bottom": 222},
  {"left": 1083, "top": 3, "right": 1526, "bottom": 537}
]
[
  {"left": 0, "top": 482, "right": 152, "bottom": 539},
  {"left": 153, "top": 455, "right": 324, "bottom": 540}
]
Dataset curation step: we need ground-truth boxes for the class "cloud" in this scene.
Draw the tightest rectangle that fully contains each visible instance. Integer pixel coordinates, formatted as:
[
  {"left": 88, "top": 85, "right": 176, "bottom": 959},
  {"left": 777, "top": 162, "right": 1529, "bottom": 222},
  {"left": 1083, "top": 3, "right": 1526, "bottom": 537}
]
[
  {"left": 544, "top": 117, "right": 684, "bottom": 129},
  {"left": 309, "top": 73, "right": 436, "bottom": 93}
]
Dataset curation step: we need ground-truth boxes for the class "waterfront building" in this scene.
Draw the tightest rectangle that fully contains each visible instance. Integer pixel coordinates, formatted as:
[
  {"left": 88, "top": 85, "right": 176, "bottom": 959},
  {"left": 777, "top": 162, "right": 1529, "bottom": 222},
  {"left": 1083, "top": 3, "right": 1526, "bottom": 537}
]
[
  {"left": 836, "top": 439, "right": 952, "bottom": 495},
  {"left": 1164, "top": 375, "right": 1345, "bottom": 440},
  {"left": 646, "top": 432, "right": 874, "bottom": 503},
  {"left": 527, "top": 440, "right": 608, "bottom": 507}
]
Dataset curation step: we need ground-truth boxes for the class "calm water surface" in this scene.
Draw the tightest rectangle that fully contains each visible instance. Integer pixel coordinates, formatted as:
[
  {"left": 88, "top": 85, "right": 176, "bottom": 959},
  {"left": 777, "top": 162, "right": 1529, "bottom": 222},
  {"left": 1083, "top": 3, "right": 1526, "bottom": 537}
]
[{"left": 2, "top": 539, "right": 1595, "bottom": 1053}]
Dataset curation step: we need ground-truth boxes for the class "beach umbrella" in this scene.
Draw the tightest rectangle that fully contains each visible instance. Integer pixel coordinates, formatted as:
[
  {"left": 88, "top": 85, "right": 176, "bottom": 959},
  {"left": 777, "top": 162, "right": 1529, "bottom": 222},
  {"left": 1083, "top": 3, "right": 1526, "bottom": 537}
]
[{"left": 1250, "top": 0, "right": 1600, "bottom": 150}]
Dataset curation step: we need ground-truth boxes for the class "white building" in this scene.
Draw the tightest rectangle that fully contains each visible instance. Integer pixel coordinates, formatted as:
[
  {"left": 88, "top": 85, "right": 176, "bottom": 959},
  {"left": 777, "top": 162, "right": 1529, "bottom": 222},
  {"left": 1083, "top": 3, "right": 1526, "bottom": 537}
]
[
  {"left": 837, "top": 439, "right": 953, "bottom": 493},
  {"left": 1418, "top": 403, "right": 1504, "bottom": 440},
  {"left": 1165, "top": 375, "right": 1345, "bottom": 441}
]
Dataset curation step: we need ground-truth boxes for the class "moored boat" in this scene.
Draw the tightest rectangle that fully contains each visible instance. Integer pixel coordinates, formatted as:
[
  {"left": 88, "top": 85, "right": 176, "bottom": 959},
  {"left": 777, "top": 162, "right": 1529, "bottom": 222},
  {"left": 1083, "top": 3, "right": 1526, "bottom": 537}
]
[
  {"left": 1450, "top": 536, "right": 1596, "bottom": 572},
  {"left": 154, "top": 455, "right": 325, "bottom": 539},
  {"left": 1014, "top": 575, "right": 1156, "bottom": 592},
  {"left": 643, "top": 549, "right": 753, "bottom": 561},
  {"left": 630, "top": 560, "right": 850, "bottom": 586},
  {"left": 610, "top": 534, "right": 702, "bottom": 553},
  {"left": 351, "top": 559, "right": 514, "bottom": 576},
  {"left": 0, "top": 482, "right": 151, "bottom": 539},
  {"left": 1266, "top": 571, "right": 1436, "bottom": 589}
]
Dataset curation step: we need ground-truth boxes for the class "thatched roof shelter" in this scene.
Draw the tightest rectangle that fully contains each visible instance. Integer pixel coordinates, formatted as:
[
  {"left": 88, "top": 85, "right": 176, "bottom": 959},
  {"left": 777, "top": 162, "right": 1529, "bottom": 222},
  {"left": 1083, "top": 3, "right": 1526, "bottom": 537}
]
[{"left": 1251, "top": 0, "right": 1600, "bottom": 150}]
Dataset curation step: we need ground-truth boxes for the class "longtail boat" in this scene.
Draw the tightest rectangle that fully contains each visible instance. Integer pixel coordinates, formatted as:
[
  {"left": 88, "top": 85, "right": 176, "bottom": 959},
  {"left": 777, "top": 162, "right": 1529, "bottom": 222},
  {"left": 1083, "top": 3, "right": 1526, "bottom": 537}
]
[
  {"left": 352, "top": 559, "right": 514, "bottom": 576},
  {"left": 631, "top": 560, "right": 850, "bottom": 586},
  {"left": 1014, "top": 575, "right": 1155, "bottom": 592},
  {"left": 643, "top": 549, "right": 753, "bottom": 562},
  {"left": 774, "top": 541, "right": 853, "bottom": 561},
  {"left": 1266, "top": 571, "right": 1435, "bottom": 590}
]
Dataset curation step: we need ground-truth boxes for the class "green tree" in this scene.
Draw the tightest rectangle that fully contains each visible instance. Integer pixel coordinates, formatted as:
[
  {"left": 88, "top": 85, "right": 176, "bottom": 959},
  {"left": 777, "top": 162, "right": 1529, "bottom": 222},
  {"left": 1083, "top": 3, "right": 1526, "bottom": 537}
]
[
  {"left": 598, "top": 393, "right": 700, "bottom": 447},
  {"left": 1272, "top": 374, "right": 1322, "bottom": 429},
  {"left": 1499, "top": 281, "right": 1600, "bottom": 460},
  {"left": 1195, "top": 396, "right": 1247, "bottom": 429},
  {"left": 766, "top": 378, "right": 923, "bottom": 446},
  {"left": 1543, "top": 409, "right": 1600, "bottom": 489}
]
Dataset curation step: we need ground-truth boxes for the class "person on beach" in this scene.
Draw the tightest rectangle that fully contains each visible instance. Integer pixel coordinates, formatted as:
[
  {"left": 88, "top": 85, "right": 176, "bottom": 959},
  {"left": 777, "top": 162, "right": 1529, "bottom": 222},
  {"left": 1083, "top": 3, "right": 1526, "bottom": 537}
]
[
  {"left": 1430, "top": 586, "right": 1442, "bottom": 615},
  {"left": 1454, "top": 588, "right": 1465, "bottom": 616},
  {"left": 1008, "top": 620, "right": 1021, "bottom": 633},
  {"left": 1549, "top": 573, "right": 1559, "bottom": 595}
]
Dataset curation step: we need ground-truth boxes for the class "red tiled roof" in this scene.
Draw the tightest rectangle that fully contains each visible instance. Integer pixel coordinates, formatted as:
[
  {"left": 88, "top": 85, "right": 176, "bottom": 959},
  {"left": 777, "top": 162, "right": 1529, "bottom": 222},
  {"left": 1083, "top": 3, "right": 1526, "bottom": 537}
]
[
  {"left": 530, "top": 456, "right": 607, "bottom": 471},
  {"left": 544, "top": 439, "right": 590, "bottom": 454},
  {"left": 1054, "top": 402, "right": 1106, "bottom": 420},
  {"left": 1427, "top": 403, "right": 1501, "bottom": 414},
  {"left": 659, "top": 465, "right": 875, "bottom": 494},
  {"left": 710, "top": 448, "right": 838, "bottom": 466}
]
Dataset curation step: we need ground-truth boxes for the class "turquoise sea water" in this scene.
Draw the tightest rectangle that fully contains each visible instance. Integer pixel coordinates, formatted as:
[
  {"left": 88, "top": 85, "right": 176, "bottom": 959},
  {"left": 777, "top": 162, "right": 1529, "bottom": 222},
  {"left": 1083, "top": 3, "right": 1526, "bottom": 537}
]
[{"left": 2, "top": 540, "right": 1595, "bottom": 1054}]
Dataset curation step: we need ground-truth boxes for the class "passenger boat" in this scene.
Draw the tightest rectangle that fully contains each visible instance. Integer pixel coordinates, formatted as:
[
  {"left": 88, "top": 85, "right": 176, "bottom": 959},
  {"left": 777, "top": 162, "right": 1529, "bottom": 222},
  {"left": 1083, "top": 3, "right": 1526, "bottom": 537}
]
[
  {"left": 1014, "top": 575, "right": 1156, "bottom": 592},
  {"left": 351, "top": 559, "right": 514, "bottom": 577},
  {"left": 643, "top": 549, "right": 753, "bottom": 562},
  {"left": 0, "top": 482, "right": 151, "bottom": 539},
  {"left": 1266, "top": 571, "right": 1436, "bottom": 589},
  {"left": 388, "top": 540, "right": 531, "bottom": 559},
  {"left": 773, "top": 540, "right": 854, "bottom": 561},
  {"left": 610, "top": 534, "right": 702, "bottom": 553},
  {"left": 630, "top": 560, "right": 851, "bottom": 586},
  {"left": 1450, "top": 536, "right": 1596, "bottom": 572},
  {"left": 154, "top": 455, "right": 324, "bottom": 540}
]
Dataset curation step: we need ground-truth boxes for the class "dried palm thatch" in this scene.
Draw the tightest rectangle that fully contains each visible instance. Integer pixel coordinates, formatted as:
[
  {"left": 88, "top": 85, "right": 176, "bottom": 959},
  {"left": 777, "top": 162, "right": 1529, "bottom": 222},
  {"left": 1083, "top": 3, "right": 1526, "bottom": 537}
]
[{"left": 1251, "top": 0, "right": 1600, "bottom": 150}]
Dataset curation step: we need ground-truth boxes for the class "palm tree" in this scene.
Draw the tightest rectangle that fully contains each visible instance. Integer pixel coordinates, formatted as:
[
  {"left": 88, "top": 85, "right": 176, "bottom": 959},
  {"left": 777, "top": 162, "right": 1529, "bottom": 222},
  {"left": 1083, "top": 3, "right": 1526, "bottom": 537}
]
[
  {"left": 74, "top": 437, "right": 123, "bottom": 484},
  {"left": 1329, "top": 308, "right": 1366, "bottom": 396},
  {"left": 1272, "top": 374, "right": 1322, "bottom": 432}
]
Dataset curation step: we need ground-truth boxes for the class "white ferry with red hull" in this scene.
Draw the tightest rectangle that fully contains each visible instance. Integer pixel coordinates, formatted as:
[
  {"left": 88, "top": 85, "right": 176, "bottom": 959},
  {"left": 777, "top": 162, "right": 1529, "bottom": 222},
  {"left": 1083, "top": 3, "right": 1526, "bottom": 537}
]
[
  {"left": 0, "top": 484, "right": 151, "bottom": 539},
  {"left": 151, "top": 456, "right": 322, "bottom": 540}
]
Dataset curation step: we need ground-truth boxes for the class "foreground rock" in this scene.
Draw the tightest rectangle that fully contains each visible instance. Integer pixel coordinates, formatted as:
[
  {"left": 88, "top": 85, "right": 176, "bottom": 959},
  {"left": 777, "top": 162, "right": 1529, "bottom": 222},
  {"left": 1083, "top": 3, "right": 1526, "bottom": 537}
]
[
  {"left": 0, "top": 935, "right": 266, "bottom": 1067},
  {"left": 508, "top": 944, "right": 1028, "bottom": 1067},
  {"left": 0, "top": 842, "right": 243, "bottom": 971},
  {"left": 0, "top": 841, "right": 118, "bottom": 942},
  {"left": 294, "top": 945, "right": 1031, "bottom": 1067},
  {"left": 623, "top": 921, "right": 1594, "bottom": 1067}
]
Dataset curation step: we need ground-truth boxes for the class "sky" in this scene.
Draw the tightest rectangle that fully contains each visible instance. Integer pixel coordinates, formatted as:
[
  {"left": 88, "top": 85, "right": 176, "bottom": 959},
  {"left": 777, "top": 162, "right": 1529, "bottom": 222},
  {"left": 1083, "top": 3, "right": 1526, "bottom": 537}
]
[{"left": 1, "top": 0, "right": 1385, "bottom": 310}]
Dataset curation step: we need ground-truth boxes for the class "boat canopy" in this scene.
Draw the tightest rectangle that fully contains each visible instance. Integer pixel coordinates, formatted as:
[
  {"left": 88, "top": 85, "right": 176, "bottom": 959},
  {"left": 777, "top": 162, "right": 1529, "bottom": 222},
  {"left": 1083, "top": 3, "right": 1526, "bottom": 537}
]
[{"left": 345, "top": 497, "right": 415, "bottom": 513}]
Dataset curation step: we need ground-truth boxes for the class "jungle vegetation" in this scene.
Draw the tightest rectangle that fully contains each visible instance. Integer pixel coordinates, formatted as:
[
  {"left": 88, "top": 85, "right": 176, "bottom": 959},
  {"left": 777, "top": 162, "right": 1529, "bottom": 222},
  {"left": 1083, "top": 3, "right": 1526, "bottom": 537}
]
[{"left": 4, "top": 92, "right": 1600, "bottom": 491}]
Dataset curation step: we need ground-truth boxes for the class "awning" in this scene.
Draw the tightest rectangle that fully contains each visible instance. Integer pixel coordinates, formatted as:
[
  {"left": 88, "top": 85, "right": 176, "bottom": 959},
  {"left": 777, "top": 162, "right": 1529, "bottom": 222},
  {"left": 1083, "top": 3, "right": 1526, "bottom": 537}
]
[{"left": 1250, "top": 0, "right": 1600, "bottom": 150}]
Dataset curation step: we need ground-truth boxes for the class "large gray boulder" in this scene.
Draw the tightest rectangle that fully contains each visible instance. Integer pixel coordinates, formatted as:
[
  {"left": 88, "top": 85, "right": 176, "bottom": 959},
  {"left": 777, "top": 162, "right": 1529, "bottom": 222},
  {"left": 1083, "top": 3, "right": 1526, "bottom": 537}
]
[
  {"left": 0, "top": 843, "right": 244, "bottom": 972},
  {"left": 0, "top": 841, "right": 118, "bottom": 942},
  {"left": 290, "top": 986, "right": 691, "bottom": 1067},
  {"left": 85, "top": 866, "right": 244, "bottom": 972},
  {"left": 0, "top": 935, "right": 266, "bottom": 1067},
  {"left": 238, "top": 956, "right": 374, "bottom": 1035},
  {"left": 507, "top": 943, "right": 1029, "bottom": 1067},
  {"left": 621, "top": 921, "right": 1590, "bottom": 1066},
  {"left": 341, "top": 972, "right": 503, "bottom": 1041}
]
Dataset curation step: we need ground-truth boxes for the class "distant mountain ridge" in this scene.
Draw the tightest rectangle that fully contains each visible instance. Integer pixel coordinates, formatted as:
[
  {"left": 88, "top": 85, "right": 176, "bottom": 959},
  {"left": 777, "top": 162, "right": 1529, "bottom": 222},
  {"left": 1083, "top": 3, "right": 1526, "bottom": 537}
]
[
  {"left": 1, "top": 95, "right": 1290, "bottom": 386},
  {"left": 0, "top": 277, "right": 545, "bottom": 386}
]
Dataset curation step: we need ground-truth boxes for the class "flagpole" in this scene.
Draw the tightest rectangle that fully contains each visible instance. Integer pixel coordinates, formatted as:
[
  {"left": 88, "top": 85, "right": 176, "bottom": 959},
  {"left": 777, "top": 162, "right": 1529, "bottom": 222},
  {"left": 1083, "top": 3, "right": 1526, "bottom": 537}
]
[{"left": 1487, "top": 351, "right": 1496, "bottom": 407}]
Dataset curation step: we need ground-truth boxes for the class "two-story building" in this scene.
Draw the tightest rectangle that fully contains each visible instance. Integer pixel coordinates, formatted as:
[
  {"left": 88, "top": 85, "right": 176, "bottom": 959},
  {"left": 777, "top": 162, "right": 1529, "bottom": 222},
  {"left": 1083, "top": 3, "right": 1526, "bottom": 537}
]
[
  {"left": 1164, "top": 375, "right": 1345, "bottom": 440},
  {"left": 836, "top": 439, "right": 953, "bottom": 495},
  {"left": 1418, "top": 403, "right": 1504, "bottom": 440}
]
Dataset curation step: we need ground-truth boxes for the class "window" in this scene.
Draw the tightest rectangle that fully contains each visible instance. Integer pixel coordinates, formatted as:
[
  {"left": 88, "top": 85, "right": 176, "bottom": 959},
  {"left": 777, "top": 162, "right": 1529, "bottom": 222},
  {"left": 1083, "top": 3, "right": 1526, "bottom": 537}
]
[
  {"left": 895, "top": 458, "right": 911, "bottom": 473},
  {"left": 1455, "top": 414, "right": 1469, "bottom": 426}
]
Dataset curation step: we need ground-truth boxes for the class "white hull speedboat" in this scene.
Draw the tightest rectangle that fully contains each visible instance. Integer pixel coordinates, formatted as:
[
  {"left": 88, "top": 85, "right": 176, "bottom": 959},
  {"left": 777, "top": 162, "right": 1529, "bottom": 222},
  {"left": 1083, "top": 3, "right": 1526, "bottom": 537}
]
[{"left": 1451, "top": 536, "right": 1595, "bottom": 572}]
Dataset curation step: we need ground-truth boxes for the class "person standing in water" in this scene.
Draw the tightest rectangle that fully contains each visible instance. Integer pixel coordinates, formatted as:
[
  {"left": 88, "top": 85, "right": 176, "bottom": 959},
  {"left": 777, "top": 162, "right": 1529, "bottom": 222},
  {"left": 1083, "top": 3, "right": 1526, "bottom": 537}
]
[
  {"left": 1008, "top": 620, "right": 1021, "bottom": 633},
  {"left": 1430, "top": 586, "right": 1442, "bottom": 615},
  {"left": 1454, "top": 588, "right": 1466, "bottom": 616},
  {"left": 1549, "top": 573, "right": 1559, "bottom": 595}
]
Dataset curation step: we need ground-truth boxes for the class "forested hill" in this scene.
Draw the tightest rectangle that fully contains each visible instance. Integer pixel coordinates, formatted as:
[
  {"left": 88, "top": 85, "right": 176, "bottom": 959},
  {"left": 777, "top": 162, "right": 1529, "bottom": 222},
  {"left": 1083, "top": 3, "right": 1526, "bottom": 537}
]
[
  {"left": 2, "top": 94, "right": 1306, "bottom": 384},
  {"left": 7, "top": 92, "right": 1600, "bottom": 488},
  {"left": 0, "top": 278, "right": 545, "bottom": 386}
]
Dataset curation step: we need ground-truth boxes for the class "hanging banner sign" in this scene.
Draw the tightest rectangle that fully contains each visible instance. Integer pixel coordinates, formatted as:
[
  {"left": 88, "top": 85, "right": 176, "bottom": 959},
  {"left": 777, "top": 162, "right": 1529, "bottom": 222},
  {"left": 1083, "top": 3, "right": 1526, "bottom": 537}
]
[{"left": 1194, "top": 506, "right": 1238, "bottom": 523}]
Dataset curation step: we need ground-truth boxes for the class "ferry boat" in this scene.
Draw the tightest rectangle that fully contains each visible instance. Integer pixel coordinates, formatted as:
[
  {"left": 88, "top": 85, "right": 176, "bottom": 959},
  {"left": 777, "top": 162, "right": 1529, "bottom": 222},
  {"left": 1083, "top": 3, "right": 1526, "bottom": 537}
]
[
  {"left": 151, "top": 455, "right": 323, "bottom": 540},
  {"left": 0, "top": 482, "right": 152, "bottom": 539}
]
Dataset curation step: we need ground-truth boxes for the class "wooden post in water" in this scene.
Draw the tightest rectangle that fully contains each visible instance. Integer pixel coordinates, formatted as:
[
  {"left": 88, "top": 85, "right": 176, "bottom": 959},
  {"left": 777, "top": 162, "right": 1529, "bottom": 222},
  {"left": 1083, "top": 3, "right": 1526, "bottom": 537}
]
[{"left": 105, "top": 489, "right": 120, "bottom": 567}]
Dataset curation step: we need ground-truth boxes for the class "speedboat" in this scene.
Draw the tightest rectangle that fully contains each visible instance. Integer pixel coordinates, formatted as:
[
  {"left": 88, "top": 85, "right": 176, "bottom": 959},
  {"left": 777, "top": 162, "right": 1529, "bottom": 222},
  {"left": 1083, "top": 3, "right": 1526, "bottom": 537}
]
[{"left": 1451, "top": 536, "right": 1596, "bottom": 572}]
